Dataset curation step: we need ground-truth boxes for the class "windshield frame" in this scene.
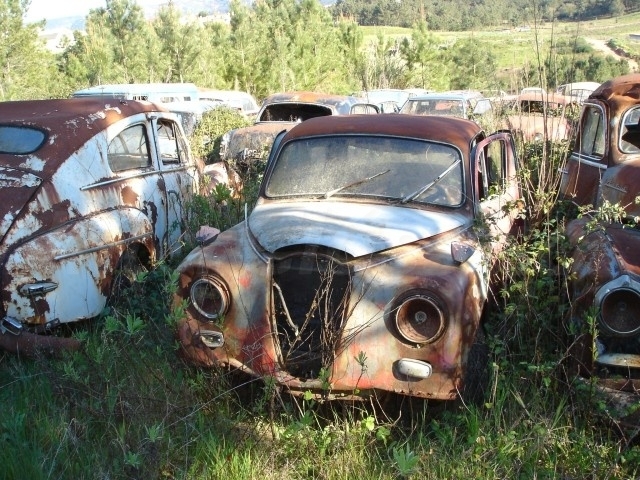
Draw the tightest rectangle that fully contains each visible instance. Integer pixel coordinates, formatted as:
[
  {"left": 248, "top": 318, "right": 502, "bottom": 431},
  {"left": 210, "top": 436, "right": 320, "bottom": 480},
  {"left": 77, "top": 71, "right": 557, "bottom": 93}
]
[{"left": 263, "top": 133, "right": 466, "bottom": 208}]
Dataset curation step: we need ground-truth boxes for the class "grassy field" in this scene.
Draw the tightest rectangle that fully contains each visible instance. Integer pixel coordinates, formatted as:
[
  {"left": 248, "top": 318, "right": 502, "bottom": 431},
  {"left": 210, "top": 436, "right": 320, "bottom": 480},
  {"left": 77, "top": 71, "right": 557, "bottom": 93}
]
[
  {"left": 363, "top": 12, "right": 640, "bottom": 90},
  {"left": 2, "top": 13, "right": 640, "bottom": 480}
]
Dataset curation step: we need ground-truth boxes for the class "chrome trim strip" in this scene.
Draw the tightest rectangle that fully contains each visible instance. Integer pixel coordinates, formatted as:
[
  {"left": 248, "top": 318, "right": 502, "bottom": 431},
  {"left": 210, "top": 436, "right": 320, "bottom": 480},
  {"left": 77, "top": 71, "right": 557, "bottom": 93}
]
[
  {"left": 601, "top": 182, "right": 628, "bottom": 193},
  {"left": 54, "top": 232, "right": 152, "bottom": 261},
  {"left": 569, "top": 153, "right": 607, "bottom": 170},
  {"left": 81, "top": 170, "right": 159, "bottom": 190},
  {"left": 80, "top": 165, "right": 188, "bottom": 190}
]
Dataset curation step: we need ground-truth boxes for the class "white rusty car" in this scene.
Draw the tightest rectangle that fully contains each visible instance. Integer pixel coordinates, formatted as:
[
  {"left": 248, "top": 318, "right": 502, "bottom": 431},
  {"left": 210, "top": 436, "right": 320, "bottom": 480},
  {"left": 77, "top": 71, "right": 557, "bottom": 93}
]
[
  {"left": 174, "top": 114, "right": 522, "bottom": 400},
  {"left": 0, "top": 98, "right": 203, "bottom": 355}
]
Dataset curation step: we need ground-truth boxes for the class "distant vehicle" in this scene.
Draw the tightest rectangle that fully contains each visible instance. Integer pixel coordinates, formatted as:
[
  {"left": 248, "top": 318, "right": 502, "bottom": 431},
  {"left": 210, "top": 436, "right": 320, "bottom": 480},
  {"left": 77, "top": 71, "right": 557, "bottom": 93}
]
[
  {"left": 555, "top": 81, "right": 601, "bottom": 104},
  {"left": 400, "top": 90, "right": 493, "bottom": 120},
  {"left": 165, "top": 100, "right": 225, "bottom": 136},
  {"left": 0, "top": 98, "right": 206, "bottom": 356},
  {"left": 198, "top": 89, "right": 260, "bottom": 117},
  {"left": 358, "top": 89, "right": 437, "bottom": 113},
  {"left": 219, "top": 91, "right": 378, "bottom": 172},
  {"left": 72, "top": 83, "right": 200, "bottom": 103},
  {"left": 520, "top": 87, "right": 546, "bottom": 95},
  {"left": 505, "top": 91, "right": 575, "bottom": 142}
]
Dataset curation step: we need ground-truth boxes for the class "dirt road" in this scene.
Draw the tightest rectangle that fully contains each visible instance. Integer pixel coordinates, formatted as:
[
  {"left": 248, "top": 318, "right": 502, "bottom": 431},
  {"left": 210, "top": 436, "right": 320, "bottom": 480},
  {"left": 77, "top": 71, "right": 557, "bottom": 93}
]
[{"left": 585, "top": 37, "right": 639, "bottom": 72}]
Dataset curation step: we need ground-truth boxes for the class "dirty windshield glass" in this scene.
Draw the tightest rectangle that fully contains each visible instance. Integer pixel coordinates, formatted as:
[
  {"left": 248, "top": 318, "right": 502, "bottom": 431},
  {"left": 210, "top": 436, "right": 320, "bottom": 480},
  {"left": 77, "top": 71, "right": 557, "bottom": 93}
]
[
  {"left": 265, "top": 135, "right": 464, "bottom": 207},
  {"left": 0, "top": 126, "right": 46, "bottom": 154}
]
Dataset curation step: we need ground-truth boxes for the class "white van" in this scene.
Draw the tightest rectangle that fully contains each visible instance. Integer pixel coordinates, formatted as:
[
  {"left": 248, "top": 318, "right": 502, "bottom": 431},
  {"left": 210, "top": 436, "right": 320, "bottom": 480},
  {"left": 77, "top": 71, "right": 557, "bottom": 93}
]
[{"left": 72, "top": 83, "right": 200, "bottom": 103}]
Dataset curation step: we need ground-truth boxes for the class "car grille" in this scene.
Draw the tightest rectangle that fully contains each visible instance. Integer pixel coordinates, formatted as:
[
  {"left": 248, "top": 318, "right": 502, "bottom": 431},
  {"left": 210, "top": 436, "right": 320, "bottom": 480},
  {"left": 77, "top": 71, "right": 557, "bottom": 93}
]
[{"left": 272, "top": 249, "right": 351, "bottom": 380}]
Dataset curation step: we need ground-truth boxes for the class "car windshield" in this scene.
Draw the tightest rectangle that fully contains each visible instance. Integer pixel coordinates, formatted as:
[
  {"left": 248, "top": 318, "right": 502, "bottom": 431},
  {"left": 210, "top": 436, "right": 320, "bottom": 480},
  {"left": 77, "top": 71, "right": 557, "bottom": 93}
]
[
  {"left": 265, "top": 135, "right": 464, "bottom": 207},
  {"left": 401, "top": 99, "right": 466, "bottom": 118}
]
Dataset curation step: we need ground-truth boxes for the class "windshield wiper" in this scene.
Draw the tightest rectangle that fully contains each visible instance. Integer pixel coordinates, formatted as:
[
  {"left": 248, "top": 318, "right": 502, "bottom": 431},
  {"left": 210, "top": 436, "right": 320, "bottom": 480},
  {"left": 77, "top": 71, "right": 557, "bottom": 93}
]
[
  {"left": 400, "top": 159, "right": 461, "bottom": 204},
  {"left": 321, "top": 169, "right": 390, "bottom": 199}
]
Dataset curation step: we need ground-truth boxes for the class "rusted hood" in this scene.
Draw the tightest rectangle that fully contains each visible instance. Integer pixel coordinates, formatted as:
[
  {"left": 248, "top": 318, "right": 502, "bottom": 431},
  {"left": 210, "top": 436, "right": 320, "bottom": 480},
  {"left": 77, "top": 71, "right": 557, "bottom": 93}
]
[
  {"left": 248, "top": 201, "right": 469, "bottom": 257},
  {"left": 226, "top": 122, "right": 292, "bottom": 159},
  {"left": 0, "top": 166, "right": 42, "bottom": 243}
]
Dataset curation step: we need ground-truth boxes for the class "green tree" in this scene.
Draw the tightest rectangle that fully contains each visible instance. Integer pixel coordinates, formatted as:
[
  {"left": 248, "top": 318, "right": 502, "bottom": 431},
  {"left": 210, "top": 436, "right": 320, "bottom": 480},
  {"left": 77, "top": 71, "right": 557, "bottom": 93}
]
[
  {"left": 446, "top": 38, "right": 499, "bottom": 90},
  {"left": 224, "top": 0, "right": 356, "bottom": 98},
  {"left": 62, "top": 0, "right": 161, "bottom": 86},
  {"left": 60, "top": 22, "right": 121, "bottom": 86},
  {"left": 359, "top": 33, "right": 409, "bottom": 91},
  {"left": 0, "top": 0, "right": 63, "bottom": 99},
  {"left": 153, "top": 4, "right": 204, "bottom": 83},
  {"left": 399, "top": 21, "right": 445, "bottom": 90}
]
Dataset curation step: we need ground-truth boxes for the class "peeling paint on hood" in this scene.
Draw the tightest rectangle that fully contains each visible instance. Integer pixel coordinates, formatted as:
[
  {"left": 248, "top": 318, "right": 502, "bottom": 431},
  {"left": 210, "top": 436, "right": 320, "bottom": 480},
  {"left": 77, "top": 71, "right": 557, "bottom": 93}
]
[{"left": 249, "top": 201, "right": 469, "bottom": 257}]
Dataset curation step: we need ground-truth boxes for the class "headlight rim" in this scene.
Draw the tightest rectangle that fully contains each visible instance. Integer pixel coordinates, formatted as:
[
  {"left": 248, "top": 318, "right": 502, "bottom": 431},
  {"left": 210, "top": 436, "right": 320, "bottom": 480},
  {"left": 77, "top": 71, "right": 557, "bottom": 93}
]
[
  {"left": 391, "top": 290, "right": 447, "bottom": 346},
  {"left": 189, "top": 275, "right": 230, "bottom": 322},
  {"left": 595, "top": 275, "right": 640, "bottom": 337}
]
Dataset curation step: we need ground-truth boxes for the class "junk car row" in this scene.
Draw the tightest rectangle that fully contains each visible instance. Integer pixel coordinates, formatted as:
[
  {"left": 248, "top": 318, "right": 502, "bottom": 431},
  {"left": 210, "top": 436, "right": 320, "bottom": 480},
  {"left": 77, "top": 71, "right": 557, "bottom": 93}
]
[{"left": 1, "top": 75, "right": 639, "bottom": 408}]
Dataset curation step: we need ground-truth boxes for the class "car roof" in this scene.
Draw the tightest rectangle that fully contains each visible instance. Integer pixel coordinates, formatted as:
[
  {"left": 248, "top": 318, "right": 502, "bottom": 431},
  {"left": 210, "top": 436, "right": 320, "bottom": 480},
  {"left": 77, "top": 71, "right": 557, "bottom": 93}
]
[
  {"left": 589, "top": 73, "right": 640, "bottom": 106},
  {"left": 279, "top": 114, "right": 482, "bottom": 156},
  {"left": 406, "top": 90, "right": 485, "bottom": 101},
  {"left": 261, "top": 91, "right": 363, "bottom": 109},
  {"left": 517, "top": 92, "right": 573, "bottom": 104},
  {"left": 584, "top": 74, "right": 640, "bottom": 124},
  {"left": 0, "top": 98, "right": 169, "bottom": 175}
]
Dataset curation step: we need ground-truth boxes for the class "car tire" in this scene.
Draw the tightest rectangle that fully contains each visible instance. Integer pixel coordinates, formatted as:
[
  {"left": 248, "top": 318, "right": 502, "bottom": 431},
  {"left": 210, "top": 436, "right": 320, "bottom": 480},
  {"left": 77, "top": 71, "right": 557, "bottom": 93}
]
[{"left": 461, "top": 328, "right": 490, "bottom": 406}]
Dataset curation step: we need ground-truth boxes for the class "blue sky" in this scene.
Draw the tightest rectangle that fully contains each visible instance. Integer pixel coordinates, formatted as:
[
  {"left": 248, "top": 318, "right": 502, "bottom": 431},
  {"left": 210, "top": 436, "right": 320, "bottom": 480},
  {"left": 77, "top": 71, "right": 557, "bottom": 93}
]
[{"left": 25, "top": 0, "right": 106, "bottom": 22}]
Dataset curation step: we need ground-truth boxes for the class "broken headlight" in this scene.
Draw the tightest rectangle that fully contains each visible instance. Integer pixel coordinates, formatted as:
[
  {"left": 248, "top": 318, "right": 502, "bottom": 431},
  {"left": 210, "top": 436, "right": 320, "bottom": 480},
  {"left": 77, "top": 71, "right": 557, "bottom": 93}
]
[
  {"left": 394, "top": 292, "right": 446, "bottom": 345},
  {"left": 596, "top": 275, "right": 640, "bottom": 337},
  {"left": 190, "top": 276, "right": 230, "bottom": 321}
]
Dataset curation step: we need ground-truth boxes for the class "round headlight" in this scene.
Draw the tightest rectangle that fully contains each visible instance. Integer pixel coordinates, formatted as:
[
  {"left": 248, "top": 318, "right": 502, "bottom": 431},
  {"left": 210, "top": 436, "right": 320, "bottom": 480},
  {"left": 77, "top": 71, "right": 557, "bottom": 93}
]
[
  {"left": 599, "top": 288, "right": 640, "bottom": 336},
  {"left": 395, "top": 295, "right": 445, "bottom": 344},
  {"left": 190, "top": 277, "right": 230, "bottom": 321}
]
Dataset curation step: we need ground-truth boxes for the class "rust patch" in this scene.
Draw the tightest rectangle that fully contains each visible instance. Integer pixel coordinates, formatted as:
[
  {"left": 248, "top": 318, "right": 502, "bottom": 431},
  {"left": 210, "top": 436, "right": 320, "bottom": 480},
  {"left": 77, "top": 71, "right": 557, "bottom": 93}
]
[{"left": 121, "top": 185, "right": 139, "bottom": 205}]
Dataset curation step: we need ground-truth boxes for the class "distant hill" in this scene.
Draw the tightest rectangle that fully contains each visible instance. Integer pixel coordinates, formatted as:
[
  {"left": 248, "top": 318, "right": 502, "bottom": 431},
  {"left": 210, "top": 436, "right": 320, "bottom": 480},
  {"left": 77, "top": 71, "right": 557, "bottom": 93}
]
[{"left": 39, "top": 0, "right": 335, "bottom": 32}]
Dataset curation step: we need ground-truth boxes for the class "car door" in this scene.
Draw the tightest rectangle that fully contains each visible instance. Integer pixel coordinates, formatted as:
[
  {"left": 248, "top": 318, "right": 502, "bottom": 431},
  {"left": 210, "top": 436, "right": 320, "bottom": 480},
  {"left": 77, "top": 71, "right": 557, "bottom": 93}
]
[
  {"left": 149, "top": 115, "right": 199, "bottom": 256},
  {"left": 474, "top": 132, "right": 522, "bottom": 254},
  {"left": 559, "top": 102, "right": 607, "bottom": 206},
  {"left": 106, "top": 117, "right": 171, "bottom": 258}
]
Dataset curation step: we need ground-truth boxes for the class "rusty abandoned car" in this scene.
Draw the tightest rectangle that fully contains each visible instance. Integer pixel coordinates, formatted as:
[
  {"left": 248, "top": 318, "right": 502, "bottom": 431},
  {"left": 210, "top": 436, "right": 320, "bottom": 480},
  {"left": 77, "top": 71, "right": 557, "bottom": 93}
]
[
  {"left": 505, "top": 91, "right": 575, "bottom": 143},
  {"left": 560, "top": 74, "right": 640, "bottom": 404},
  {"left": 174, "top": 114, "right": 522, "bottom": 401},
  {"left": 0, "top": 98, "right": 204, "bottom": 355},
  {"left": 219, "top": 91, "right": 378, "bottom": 172}
]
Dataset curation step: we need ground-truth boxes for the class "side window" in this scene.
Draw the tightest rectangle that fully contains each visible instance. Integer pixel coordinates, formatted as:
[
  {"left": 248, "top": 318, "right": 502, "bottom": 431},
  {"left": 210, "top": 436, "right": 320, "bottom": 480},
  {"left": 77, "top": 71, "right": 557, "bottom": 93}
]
[
  {"left": 157, "top": 120, "right": 186, "bottom": 164},
  {"left": 579, "top": 105, "right": 605, "bottom": 158},
  {"left": 486, "top": 140, "right": 505, "bottom": 193},
  {"left": 620, "top": 106, "right": 640, "bottom": 155},
  {"left": 107, "top": 124, "right": 151, "bottom": 172},
  {"left": 478, "top": 139, "right": 506, "bottom": 200}
]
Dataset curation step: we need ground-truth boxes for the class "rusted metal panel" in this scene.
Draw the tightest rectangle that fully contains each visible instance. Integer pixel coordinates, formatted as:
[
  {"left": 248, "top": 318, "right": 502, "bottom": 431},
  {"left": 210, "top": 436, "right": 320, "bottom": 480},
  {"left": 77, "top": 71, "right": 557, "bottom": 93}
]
[
  {"left": 1, "top": 98, "right": 201, "bottom": 354},
  {"left": 174, "top": 113, "right": 520, "bottom": 400}
]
